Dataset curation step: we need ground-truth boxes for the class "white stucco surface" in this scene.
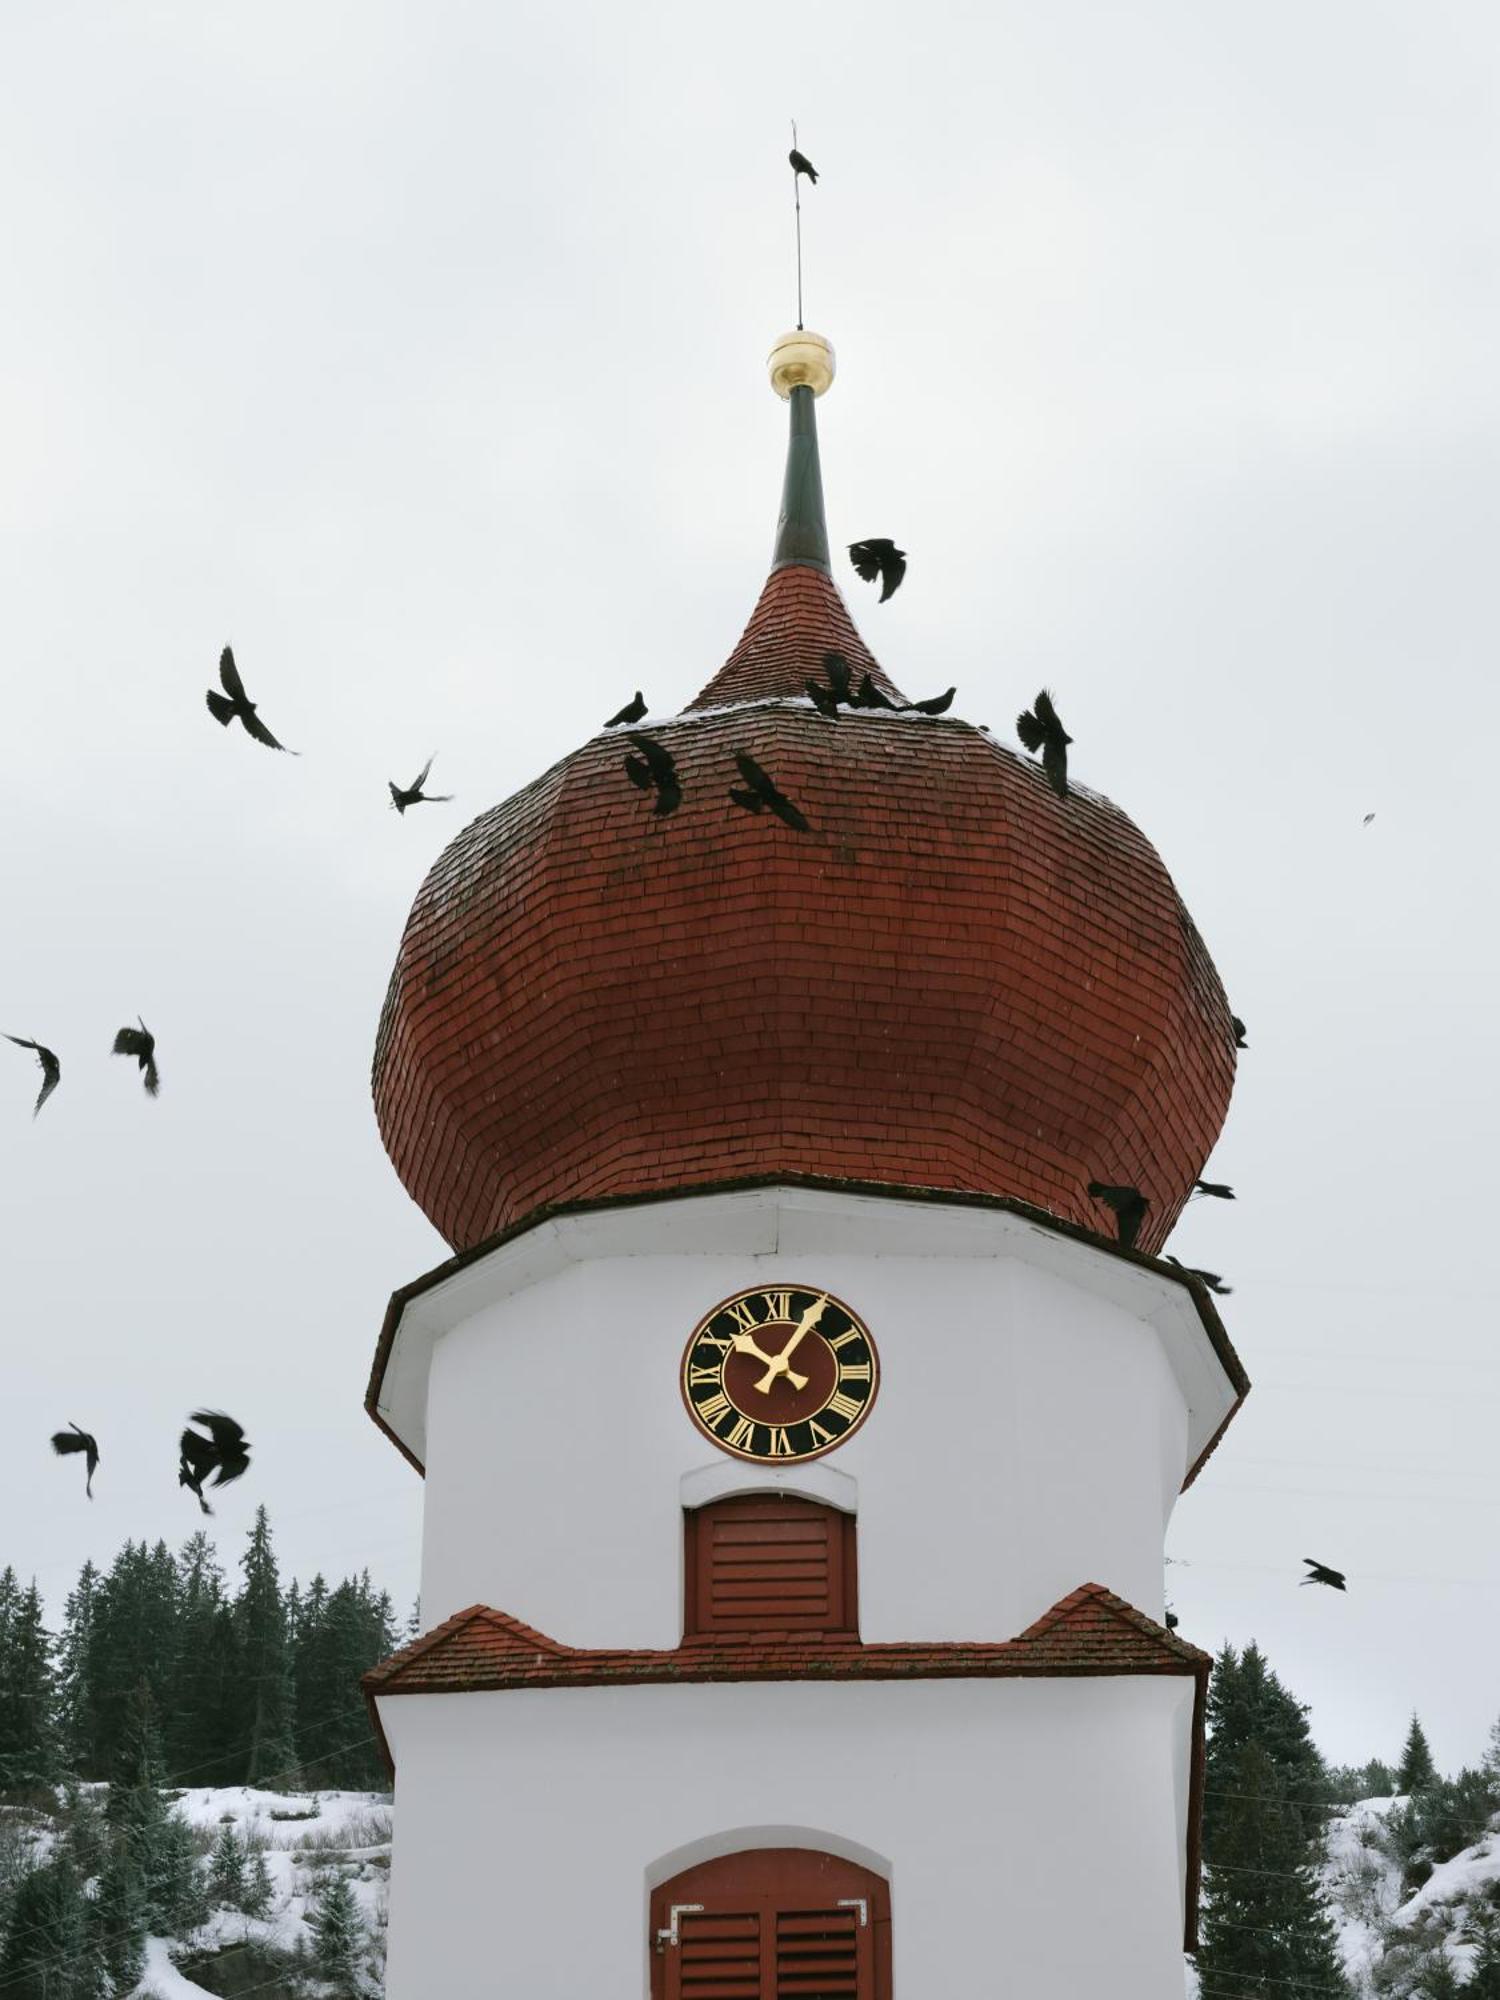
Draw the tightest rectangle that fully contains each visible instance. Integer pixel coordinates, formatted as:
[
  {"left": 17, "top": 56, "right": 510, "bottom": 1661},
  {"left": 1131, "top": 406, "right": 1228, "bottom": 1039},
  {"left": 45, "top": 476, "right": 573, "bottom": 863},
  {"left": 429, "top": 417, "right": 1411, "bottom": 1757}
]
[
  {"left": 379, "top": 1674, "right": 1197, "bottom": 1999},
  {"left": 392, "top": 1187, "right": 1230, "bottom": 1644}
]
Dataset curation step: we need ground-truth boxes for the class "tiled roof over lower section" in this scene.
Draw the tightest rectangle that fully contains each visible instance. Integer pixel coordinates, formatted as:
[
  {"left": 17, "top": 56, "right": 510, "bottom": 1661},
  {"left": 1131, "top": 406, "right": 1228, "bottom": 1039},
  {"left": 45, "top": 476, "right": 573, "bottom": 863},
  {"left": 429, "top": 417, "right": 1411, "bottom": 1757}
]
[{"left": 362, "top": 1582, "right": 1207, "bottom": 1698}]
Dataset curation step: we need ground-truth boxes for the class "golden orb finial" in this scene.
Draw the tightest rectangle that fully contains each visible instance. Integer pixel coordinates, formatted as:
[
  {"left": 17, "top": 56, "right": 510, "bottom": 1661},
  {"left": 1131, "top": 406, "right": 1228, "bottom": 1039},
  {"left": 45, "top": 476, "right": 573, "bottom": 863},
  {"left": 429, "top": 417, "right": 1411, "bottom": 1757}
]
[{"left": 768, "top": 329, "right": 835, "bottom": 399}]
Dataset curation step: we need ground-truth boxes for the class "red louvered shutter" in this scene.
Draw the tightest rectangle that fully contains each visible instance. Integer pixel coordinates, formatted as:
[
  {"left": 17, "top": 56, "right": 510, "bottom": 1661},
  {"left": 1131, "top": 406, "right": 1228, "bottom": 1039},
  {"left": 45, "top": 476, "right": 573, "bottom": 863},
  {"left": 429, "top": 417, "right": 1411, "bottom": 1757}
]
[
  {"left": 684, "top": 1495, "right": 858, "bottom": 1637},
  {"left": 652, "top": 1849, "right": 890, "bottom": 2000}
]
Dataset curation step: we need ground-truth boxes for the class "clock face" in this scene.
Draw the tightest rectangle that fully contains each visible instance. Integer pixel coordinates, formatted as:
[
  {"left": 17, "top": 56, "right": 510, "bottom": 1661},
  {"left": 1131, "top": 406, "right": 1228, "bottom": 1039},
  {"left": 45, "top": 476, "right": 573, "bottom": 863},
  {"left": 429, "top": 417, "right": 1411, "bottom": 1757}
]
[{"left": 681, "top": 1284, "right": 879, "bottom": 1464}]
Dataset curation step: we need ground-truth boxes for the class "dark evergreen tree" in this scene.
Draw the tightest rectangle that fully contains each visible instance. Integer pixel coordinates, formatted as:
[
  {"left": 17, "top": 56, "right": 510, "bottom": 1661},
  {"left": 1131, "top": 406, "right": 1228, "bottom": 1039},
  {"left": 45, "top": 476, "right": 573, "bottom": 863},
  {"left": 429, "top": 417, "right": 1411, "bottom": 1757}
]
[
  {"left": 0, "top": 1582, "right": 58, "bottom": 1794},
  {"left": 89, "top": 1846, "right": 147, "bottom": 1996},
  {"left": 1198, "top": 1740, "right": 1350, "bottom": 1999},
  {"left": 1410, "top": 1946, "right": 1465, "bottom": 1999},
  {"left": 1465, "top": 1908, "right": 1500, "bottom": 2000},
  {"left": 1398, "top": 1714, "right": 1439, "bottom": 1794},
  {"left": 102, "top": 1682, "right": 202, "bottom": 1937},
  {"left": 1205, "top": 1642, "right": 1332, "bottom": 1850},
  {"left": 0, "top": 1853, "right": 103, "bottom": 1998},
  {"left": 294, "top": 1577, "right": 394, "bottom": 1789},
  {"left": 167, "top": 1534, "right": 226, "bottom": 1781},
  {"left": 208, "top": 1823, "right": 246, "bottom": 1908},
  {"left": 79, "top": 1542, "right": 179, "bottom": 1777},
  {"left": 53, "top": 1565, "right": 98, "bottom": 1775},
  {"left": 308, "top": 1872, "right": 363, "bottom": 1995},
  {"left": 240, "top": 1849, "right": 273, "bottom": 1919},
  {"left": 234, "top": 1509, "right": 295, "bottom": 1786}
]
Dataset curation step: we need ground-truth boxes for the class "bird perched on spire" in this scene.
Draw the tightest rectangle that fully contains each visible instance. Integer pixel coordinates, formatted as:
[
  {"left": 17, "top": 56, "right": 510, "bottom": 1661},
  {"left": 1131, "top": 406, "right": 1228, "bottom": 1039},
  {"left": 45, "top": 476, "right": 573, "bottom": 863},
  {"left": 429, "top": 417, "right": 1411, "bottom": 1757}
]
[
  {"left": 388, "top": 756, "right": 453, "bottom": 814},
  {"left": 1087, "top": 1181, "right": 1149, "bottom": 1250},
  {"left": 849, "top": 539, "right": 906, "bottom": 603},
  {"left": 6, "top": 1035, "right": 60, "bottom": 1117},
  {"left": 51, "top": 1424, "right": 99, "bottom": 1499},
  {"left": 1016, "top": 690, "right": 1073, "bottom": 799},
  {"left": 205, "top": 647, "right": 296, "bottom": 752},
  {"left": 789, "top": 147, "right": 818, "bottom": 183},
  {"left": 112, "top": 1019, "right": 159, "bottom": 1096},
  {"left": 604, "top": 691, "right": 647, "bottom": 728}
]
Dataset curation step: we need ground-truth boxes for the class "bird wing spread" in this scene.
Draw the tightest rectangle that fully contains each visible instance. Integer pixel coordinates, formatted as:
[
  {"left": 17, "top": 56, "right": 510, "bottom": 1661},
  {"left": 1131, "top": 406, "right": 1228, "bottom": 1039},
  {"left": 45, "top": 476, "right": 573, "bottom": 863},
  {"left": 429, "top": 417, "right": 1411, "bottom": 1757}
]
[
  {"left": 218, "top": 647, "right": 248, "bottom": 701},
  {"left": 7, "top": 1034, "right": 40, "bottom": 1052},
  {"left": 1016, "top": 707, "right": 1045, "bottom": 752},
  {"left": 51, "top": 1430, "right": 89, "bottom": 1456},
  {"left": 205, "top": 690, "right": 237, "bottom": 726},
  {"left": 191, "top": 1409, "right": 246, "bottom": 1451},
  {"left": 113, "top": 1027, "right": 149, "bottom": 1057},
  {"left": 409, "top": 756, "right": 434, "bottom": 792},
  {"left": 240, "top": 707, "right": 291, "bottom": 752}
]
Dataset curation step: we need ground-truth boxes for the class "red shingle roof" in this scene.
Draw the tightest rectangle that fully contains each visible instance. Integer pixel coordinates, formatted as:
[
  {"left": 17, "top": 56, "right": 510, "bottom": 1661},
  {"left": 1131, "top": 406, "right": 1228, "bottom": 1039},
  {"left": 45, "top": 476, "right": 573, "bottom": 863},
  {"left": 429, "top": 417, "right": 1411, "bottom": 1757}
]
[
  {"left": 363, "top": 1581, "right": 1207, "bottom": 1697},
  {"left": 372, "top": 562, "right": 1236, "bottom": 1256}
]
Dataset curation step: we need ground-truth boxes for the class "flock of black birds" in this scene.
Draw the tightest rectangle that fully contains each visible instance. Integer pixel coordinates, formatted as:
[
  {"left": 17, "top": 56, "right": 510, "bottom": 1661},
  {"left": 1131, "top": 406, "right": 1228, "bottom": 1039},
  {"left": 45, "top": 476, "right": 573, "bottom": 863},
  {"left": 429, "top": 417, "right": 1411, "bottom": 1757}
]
[
  {"left": 50, "top": 1409, "right": 251, "bottom": 1517},
  {"left": 24, "top": 142, "right": 1329, "bottom": 1601},
  {"left": 6, "top": 647, "right": 451, "bottom": 1122}
]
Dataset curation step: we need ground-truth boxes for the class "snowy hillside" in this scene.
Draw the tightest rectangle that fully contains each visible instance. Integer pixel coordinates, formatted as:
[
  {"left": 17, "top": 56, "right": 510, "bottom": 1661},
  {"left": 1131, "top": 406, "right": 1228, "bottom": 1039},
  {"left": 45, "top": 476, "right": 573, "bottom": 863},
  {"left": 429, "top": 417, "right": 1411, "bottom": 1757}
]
[{"left": 132, "top": 1786, "right": 391, "bottom": 1998}]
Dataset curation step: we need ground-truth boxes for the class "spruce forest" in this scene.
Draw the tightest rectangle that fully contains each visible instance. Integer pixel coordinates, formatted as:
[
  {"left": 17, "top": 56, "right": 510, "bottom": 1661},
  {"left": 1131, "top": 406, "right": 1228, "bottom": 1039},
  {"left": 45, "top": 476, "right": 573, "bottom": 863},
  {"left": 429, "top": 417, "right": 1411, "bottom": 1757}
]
[{"left": 0, "top": 1509, "right": 398, "bottom": 1798}]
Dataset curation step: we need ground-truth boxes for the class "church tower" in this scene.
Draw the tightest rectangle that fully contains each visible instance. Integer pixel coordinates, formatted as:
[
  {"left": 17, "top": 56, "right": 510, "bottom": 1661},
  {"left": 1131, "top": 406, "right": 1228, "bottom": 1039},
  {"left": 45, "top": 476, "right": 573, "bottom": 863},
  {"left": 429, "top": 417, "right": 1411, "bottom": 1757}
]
[{"left": 363, "top": 328, "right": 1247, "bottom": 1997}]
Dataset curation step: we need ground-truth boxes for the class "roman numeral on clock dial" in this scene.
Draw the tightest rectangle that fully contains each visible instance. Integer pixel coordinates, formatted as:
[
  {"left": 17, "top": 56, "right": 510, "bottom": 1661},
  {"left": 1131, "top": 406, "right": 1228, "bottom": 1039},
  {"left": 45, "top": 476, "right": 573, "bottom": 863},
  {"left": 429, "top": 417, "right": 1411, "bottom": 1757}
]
[{"left": 680, "top": 1285, "right": 881, "bottom": 1465}]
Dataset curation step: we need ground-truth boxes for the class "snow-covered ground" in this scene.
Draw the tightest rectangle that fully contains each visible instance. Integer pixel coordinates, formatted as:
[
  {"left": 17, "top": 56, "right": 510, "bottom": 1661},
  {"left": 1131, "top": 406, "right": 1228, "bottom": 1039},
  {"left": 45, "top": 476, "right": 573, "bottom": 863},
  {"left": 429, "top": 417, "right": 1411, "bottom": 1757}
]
[{"left": 129, "top": 1786, "right": 391, "bottom": 1998}]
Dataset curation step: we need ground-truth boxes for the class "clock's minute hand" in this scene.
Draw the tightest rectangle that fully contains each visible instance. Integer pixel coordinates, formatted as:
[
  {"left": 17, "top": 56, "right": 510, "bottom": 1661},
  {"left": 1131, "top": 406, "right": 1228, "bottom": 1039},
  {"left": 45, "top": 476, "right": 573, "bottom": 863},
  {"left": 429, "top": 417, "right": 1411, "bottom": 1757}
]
[
  {"left": 730, "top": 1328, "right": 809, "bottom": 1393},
  {"left": 753, "top": 1293, "right": 830, "bottom": 1395}
]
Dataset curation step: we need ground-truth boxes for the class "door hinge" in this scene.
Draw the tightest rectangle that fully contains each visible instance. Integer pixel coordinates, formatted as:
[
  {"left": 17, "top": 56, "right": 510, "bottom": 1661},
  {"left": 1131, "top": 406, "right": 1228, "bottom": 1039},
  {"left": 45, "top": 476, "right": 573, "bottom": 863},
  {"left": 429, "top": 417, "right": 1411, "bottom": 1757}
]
[{"left": 655, "top": 1903, "right": 704, "bottom": 1952}]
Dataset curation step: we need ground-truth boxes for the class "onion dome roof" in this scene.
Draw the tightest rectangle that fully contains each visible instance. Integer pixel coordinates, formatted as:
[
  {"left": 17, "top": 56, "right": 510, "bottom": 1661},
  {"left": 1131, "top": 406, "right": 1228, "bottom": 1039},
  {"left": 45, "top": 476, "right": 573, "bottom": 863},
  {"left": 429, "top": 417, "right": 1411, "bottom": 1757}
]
[{"left": 373, "top": 339, "right": 1237, "bottom": 1257}]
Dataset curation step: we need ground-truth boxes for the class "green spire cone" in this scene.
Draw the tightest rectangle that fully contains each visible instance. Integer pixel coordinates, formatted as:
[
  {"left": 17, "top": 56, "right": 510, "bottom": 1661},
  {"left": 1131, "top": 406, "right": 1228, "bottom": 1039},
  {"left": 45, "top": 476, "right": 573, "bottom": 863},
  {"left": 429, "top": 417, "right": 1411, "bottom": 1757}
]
[{"left": 771, "top": 383, "right": 831, "bottom": 572}]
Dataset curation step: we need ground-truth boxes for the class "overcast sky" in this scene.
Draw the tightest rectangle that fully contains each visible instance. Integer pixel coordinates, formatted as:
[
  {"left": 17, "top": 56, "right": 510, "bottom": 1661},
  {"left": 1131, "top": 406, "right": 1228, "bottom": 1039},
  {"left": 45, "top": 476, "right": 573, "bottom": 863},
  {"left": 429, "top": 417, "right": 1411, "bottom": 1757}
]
[{"left": 2, "top": 0, "right": 1497, "bottom": 1771}]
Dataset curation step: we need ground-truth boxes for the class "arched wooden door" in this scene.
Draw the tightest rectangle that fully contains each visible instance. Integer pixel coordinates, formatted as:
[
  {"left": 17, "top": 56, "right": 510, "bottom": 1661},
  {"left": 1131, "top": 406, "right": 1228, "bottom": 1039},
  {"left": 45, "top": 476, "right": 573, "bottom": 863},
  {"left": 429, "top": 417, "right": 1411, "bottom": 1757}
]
[{"left": 651, "top": 1847, "right": 892, "bottom": 1999}]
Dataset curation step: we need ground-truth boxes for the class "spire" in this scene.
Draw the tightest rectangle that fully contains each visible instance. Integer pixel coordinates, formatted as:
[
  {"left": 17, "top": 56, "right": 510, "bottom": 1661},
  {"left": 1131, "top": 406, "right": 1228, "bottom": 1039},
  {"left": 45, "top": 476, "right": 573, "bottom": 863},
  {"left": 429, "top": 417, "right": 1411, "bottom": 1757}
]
[{"left": 768, "top": 330, "right": 835, "bottom": 574}]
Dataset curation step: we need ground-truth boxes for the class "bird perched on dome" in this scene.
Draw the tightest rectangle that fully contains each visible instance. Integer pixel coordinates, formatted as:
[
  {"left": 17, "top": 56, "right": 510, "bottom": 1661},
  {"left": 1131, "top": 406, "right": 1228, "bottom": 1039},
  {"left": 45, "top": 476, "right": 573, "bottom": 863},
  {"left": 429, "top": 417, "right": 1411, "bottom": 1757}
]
[
  {"left": 6, "top": 1035, "right": 60, "bottom": 1117},
  {"left": 1166, "top": 1256, "right": 1232, "bottom": 1296},
  {"left": 910, "top": 687, "right": 955, "bottom": 716},
  {"left": 1017, "top": 690, "right": 1072, "bottom": 799},
  {"left": 112, "top": 1019, "right": 159, "bottom": 1097},
  {"left": 51, "top": 1423, "right": 99, "bottom": 1498},
  {"left": 605, "top": 691, "right": 647, "bottom": 727},
  {"left": 848, "top": 539, "right": 906, "bottom": 603}
]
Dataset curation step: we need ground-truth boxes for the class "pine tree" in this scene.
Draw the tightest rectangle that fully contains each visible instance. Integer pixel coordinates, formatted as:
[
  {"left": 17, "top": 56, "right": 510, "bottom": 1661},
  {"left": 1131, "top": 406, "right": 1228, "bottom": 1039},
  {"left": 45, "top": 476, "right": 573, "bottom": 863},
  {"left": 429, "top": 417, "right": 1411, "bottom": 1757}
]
[
  {"left": 1205, "top": 1643, "right": 1332, "bottom": 1850},
  {"left": 0, "top": 1852, "right": 104, "bottom": 1998},
  {"left": 308, "top": 1871, "right": 364, "bottom": 1995},
  {"left": 102, "top": 1681, "right": 203, "bottom": 1938},
  {"left": 1198, "top": 1740, "right": 1350, "bottom": 1999},
  {"left": 208, "top": 1822, "right": 246, "bottom": 1908},
  {"left": 1411, "top": 1945, "right": 1465, "bottom": 1999},
  {"left": 1398, "top": 1714, "right": 1438, "bottom": 1794},
  {"left": 167, "top": 1534, "right": 226, "bottom": 1782},
  {"left": 54, "top": 1563, "right": 98, "bottom": 1776},
  {"left": 240, "top": 1848, "right": 274, "bottom": 1919},
  {"left": 0, "top": 1580, "right": 58, "bottom": 1793},
  {"left": 234, "top": 1508, "right": 295, "bottom": 1787},
  {"left": 90, "top": 1846, "right": 147, "bottom": 1995},
  {"left": 79, "top": 1542, "right": 180, "bottom": 1778},
  {"left": 1465, "top": 1908, "right": 1500, "bottom": 2000}
]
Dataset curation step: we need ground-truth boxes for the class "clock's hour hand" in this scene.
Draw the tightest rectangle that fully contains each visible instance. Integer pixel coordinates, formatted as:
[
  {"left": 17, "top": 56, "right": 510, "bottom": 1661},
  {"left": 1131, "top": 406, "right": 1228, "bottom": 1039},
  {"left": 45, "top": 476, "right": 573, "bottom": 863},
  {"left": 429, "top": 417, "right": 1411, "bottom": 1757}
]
[{"left": 730, "top": 1328, "right": 809, "bottom": 1392}]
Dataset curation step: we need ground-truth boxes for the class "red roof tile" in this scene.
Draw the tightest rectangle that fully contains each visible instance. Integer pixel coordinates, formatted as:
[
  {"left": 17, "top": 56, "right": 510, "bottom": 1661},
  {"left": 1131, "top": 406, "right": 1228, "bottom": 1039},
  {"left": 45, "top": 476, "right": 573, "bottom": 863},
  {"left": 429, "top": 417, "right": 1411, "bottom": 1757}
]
[{"left": 372, "top": 561, "right": 1237, "bottom": 1256}]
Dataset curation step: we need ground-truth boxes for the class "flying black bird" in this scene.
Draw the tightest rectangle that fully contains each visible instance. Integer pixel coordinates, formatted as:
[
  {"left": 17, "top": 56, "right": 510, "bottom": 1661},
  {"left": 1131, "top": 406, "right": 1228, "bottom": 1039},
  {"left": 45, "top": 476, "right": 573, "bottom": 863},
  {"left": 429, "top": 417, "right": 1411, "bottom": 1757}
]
[
  {"left": 1166, "top": 1256, "right": 1233, "bottom": 1297},
  {"left": 1016, "top": 689, "right": 1073, "bottom": 799},
  {"left": 178, "top": 1410, "right": 251, "bottom": 1516},
  {"left": 910, "top": 687, "right": 956, "bottom": 716},
  {"left": 623, "top": 733, "right": 682, "bottom": 817},
  {"left": 605, "top": 691, "right": 647, "bottom": 728},
  {"left": 51, "top": 1424, "right": 99, "bottom": 1499},
  {"left": 848, "top": 539, "right": 906, "bottom": 603},
  {"left": 804, "top": 679, "right": 840, "bottom": 720},
  {"left": 6, "top": 1036, "right": 60, "bottom": 1117},
  {"left": 1301, "top": 1559, "right": 1346, "bottom": 1592},
  {"left": 729, "top": 752, "right": 810, "bottom": 833},
  {"left": 854, "top": 673, "right": 897, "bottom": 711},
  {"left": 205, "top": 647, "right": 296, "bottom": 752},
  {"left": 789, "top": 148, "right": 818, "bottom": 183},
  {"left": 1087, "top": 1181, "right": 1149, "bottom": 1250},
  {"left": 112, "top": 1019, "right": 159, "bottom": 1097},
  {"left": 1193, "top": 1181, "right": 1236, "bottom": 1201},
  {"left": 388, "top": 756, "right": 453, "bottom": 814},
  {"left": 1231, "top": 1016, "right": 1248, "bottom": 1049},
  {"left": 821, "top": 652, "right": 854, "bottom": 703}
]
